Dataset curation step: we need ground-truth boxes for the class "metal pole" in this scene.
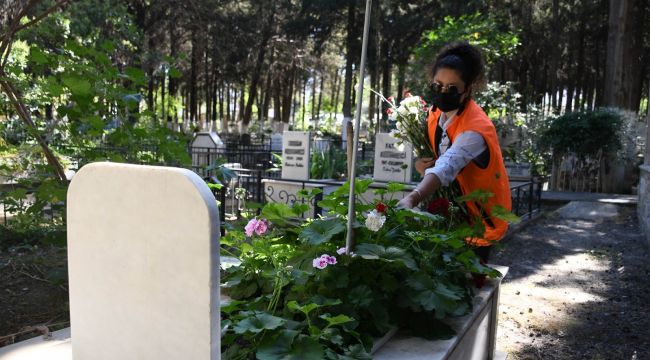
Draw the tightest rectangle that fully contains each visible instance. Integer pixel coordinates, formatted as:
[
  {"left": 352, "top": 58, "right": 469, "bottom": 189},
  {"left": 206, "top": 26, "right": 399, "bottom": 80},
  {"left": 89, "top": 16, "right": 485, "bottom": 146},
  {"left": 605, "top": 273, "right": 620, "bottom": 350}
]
[{"left": 345, "top": 0, "right": 372, "bottom": 254}]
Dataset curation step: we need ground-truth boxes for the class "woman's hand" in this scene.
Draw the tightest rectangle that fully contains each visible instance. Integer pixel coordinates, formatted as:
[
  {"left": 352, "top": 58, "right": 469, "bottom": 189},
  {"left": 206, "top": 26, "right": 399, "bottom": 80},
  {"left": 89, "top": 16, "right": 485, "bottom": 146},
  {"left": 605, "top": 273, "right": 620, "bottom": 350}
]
[
  {"left": 415, "top": 157, "right": 435, "bottom": 176},
  {"left": 397, "top": 191, "right": 420, "bottom": 209}
]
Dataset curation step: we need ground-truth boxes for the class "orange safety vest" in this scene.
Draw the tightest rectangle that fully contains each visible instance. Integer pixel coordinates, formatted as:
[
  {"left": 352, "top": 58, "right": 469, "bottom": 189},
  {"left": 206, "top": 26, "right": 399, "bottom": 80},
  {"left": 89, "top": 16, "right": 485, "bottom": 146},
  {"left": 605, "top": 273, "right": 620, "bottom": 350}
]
[{"left": 427, "top": 99, "right": 512, "bottom": 246}]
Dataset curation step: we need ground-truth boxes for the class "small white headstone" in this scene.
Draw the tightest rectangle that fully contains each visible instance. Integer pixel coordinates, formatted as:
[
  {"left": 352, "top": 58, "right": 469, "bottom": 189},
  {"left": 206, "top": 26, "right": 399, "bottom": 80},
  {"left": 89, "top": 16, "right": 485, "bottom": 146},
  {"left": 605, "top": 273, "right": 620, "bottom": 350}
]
[
  {"left": 505, "top": 162, "right": 532, "bottom": 180},
  {"left": 281, "top": 131, "right": 311, "bottom": 180},
  {"left": 67, "top": 163, "right": 220, "bottom": 360},
  {"left": 373, "top": 133, "right": 413, "bottom": 183}
]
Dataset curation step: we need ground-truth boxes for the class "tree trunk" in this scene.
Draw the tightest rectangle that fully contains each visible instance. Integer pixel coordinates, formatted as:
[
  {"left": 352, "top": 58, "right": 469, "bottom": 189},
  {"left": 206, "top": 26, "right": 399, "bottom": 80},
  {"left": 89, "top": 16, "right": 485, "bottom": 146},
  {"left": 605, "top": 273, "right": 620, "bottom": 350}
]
[
  {"left": 342, "top": 0, "right": 357, "bottom": 119},
  {"left": 396, "top": 62, "right": 406, "bottom": 103},
  {"left": 189, "top": 32, "right": 198, "bottom": 126},
  {"left": 316, "top": 74, "right": 324, "bottom": 129},
  {"left": 603, "top": 0, "right": 644, "bottom": 111},
  {"left": 243, "top": 19, "right": 273, "bottom": 126}
]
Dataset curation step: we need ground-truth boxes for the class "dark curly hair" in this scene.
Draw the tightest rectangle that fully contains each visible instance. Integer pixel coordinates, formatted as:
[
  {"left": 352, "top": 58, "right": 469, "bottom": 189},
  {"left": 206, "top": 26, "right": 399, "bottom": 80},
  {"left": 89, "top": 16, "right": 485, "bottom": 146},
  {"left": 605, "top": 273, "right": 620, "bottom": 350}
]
[{"left": 428, "top": 41, "right": 486, "bottom": 95}]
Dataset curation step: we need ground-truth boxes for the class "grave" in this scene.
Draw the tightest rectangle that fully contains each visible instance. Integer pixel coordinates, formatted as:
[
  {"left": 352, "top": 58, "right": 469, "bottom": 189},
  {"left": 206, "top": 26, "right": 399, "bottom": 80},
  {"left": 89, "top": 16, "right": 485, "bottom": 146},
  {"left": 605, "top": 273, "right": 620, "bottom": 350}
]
[
  {"left": 0, "top": 163, "right": 508, "bottom": 360},
  {"left": 373, "top": 133, "right": 413, "bottom": 183},
  {"left": 504, "top": 161, "right": 532, "bottom": 183},
  {"left": 191, "top": 131, "right": 226, "bottom": 176}
]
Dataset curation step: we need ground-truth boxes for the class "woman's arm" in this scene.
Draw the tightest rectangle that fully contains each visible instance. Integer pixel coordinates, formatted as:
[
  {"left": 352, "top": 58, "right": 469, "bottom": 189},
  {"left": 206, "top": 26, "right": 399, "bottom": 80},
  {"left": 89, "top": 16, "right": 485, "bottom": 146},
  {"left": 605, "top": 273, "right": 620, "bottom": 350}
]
[
  {"left": 398, "top": 131, "right": 486, "bottom": 209},
  {"left": 398, "top": 173, "right": 442, "bottom": 208}
]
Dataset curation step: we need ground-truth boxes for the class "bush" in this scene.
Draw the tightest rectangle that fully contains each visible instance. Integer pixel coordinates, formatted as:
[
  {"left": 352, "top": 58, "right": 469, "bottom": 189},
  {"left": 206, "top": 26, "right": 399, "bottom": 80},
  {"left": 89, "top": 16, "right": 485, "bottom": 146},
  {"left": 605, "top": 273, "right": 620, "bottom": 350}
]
[{"left": 540, "top": 109, "right": 623, "bottom": 159}]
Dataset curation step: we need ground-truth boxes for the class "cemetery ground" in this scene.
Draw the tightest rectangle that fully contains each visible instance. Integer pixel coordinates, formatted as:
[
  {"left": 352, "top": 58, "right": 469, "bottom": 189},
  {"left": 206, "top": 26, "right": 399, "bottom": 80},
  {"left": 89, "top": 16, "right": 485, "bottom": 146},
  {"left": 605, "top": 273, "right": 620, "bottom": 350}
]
[{"left": 0, "top": 202, "right": 649, "bottom": 358}]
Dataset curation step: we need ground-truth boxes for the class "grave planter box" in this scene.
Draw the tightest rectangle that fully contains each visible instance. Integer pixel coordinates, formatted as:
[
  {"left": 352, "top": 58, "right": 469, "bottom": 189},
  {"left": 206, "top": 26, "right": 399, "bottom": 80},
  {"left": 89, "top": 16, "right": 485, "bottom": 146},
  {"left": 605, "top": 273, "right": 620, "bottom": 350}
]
[
  {"left": 373, "top": 266, "right": 508, "bottom": 360},
  {"left": 0, "top": 266, "right": 507, "bottom": 360}
]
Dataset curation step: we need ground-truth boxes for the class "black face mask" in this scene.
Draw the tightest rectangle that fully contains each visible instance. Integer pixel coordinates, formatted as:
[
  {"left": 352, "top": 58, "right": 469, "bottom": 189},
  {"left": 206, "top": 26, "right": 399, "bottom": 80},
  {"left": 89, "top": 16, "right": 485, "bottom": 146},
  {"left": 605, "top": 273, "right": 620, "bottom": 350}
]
[{"left": 431, "top": 90, "right": 463, "bottom": 112}]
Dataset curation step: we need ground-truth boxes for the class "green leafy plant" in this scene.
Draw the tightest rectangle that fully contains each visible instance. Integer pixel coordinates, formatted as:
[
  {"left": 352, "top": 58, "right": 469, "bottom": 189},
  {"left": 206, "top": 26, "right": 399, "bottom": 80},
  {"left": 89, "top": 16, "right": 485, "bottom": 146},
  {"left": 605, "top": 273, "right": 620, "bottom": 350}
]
[
  {"left": 220, "top": 181, "right": 509, "bottom": 359},
  {"left": 540, "top": 109, "right": 623, "bottom": 159}
]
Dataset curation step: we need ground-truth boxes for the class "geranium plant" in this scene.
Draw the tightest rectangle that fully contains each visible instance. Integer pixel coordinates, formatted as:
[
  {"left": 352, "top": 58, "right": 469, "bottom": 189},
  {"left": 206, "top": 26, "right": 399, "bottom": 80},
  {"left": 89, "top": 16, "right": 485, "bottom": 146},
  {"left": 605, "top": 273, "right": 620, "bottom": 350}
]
[{"left": 220, "top": 180, "right": 505, "bottom": 359}]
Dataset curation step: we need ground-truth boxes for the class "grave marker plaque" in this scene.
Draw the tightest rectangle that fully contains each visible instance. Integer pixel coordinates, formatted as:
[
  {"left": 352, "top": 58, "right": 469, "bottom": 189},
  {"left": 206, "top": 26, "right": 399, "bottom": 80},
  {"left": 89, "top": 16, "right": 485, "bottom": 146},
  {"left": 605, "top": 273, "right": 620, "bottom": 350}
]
[
  {"left": 373, "top": 133, "right": 413, "bottom": 183},
  {"left": 281, "top": 131, "right": 311, "bottom": 180}
]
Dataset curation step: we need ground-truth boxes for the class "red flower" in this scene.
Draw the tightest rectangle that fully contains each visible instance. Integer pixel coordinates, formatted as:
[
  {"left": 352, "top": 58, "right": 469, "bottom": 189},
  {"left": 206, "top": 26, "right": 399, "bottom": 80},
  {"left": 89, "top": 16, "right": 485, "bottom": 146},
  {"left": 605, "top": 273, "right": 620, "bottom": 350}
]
[
  {"left": 386, "top": 108, "right": 394, "bottom": 115},
  {"left": 375, "top": 202, "right": 387, "bottom": 213},
  {"left": 426, "top": 198, "right": 450, "bottom": 217}
]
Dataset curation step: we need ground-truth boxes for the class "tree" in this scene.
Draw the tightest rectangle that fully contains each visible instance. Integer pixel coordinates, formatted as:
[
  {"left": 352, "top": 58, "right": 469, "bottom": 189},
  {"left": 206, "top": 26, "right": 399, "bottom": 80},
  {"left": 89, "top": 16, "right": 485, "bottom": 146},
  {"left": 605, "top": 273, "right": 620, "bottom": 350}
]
[
  {"left": 603, "top": 0, "right": 646, "bottom": 111},
  {"left": 0, "top": 0, "right": 69, "bottom": 181}
]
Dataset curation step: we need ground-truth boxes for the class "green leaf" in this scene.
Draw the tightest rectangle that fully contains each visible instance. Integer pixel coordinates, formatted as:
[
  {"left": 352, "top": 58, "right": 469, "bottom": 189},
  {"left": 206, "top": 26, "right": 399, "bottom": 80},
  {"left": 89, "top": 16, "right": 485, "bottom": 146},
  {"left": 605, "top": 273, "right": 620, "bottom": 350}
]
[
  {"left": 299, "top": 218, "right": 345, "bottom": 245},
  {"left": 30, "top": 47, "right": 48, "bottom": 65},
  {"left": 287, "top": 301, "right": 320, "bottom": 316},
  {"left": 261, "top": 202, "right": 296, "bottom": 223},
  {"left": 456, "top": 189, "right": 493, "bottom": 204},
  {"left": 233, "top": 311, "right": 286, "bottom": 334},
  {"left": 257, "top": 332, "right": 324, "bottom": 360},
  {"left": 491, "top": 204, "right": 521, "bottom": 224},
  {"left": 320, "top": 314, "right": 353, "bottom": 326},
  {"left": 62, "top": 75, "right": 91, "bottom": 97},
  {"left": 354, "top": 244, "right": 418, "bottom": 270},
  {"left": 385, "top": 182, "right": 407, "bottom": 193},
  {"left": 169, "top": 67, "right": 182, "bottom": 79},
  {"left": 354, "top": 178, "right": 374, "bottom": 195},
  {"left": 124, "top": 67, "right": 146, "bottom": 84},
  {"left": 292, "top": 203, "right": 310, "bottom": 215}
]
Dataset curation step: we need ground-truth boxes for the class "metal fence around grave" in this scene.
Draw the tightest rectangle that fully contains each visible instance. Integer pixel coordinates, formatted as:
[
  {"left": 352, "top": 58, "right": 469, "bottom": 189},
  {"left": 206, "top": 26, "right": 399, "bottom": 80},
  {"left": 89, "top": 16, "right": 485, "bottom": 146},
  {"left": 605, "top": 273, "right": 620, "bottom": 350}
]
[{"left": 209, "top": 167, "right": 544, "bottom": 225}]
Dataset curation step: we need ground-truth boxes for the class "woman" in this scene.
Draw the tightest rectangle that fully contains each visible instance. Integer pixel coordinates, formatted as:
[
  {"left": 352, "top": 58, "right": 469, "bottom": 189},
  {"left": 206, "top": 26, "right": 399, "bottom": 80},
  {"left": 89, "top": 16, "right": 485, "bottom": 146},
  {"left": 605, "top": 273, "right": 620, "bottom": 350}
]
[{"left": 397, "top": 41, "right": 511, "bottom": 262}]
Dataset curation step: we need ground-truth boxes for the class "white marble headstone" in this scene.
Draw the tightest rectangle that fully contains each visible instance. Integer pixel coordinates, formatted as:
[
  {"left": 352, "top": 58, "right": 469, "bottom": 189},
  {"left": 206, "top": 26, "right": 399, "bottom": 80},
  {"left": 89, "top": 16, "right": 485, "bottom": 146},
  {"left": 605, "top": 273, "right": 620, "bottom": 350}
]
[
  {"left": 67, "top": 162, "right": 220, "bottom": 360},
  {"left": 373, "top": 133, "right": 413, "bottom": 183},
  {"left": 281, "top": 131, "right": 311, "bottom": 180}
]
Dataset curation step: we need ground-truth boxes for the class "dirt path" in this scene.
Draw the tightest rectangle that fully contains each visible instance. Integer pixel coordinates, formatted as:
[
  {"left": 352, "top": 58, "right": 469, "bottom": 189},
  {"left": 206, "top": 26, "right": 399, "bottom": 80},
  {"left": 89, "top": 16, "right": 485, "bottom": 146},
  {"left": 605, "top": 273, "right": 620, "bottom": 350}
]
[{"left": 492, "top": 203, "right": 650, "bottom": 360}]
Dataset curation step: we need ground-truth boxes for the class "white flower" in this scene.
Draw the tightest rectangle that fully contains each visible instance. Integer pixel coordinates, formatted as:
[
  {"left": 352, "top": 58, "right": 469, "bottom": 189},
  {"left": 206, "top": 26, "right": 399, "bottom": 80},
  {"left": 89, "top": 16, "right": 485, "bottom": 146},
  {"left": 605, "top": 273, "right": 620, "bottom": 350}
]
[
  {"left": 397, "top": 105, "right": 410, "bottom": 117},
  {"left": 365, "top": 209, "right": 386, "bottom": 232}
]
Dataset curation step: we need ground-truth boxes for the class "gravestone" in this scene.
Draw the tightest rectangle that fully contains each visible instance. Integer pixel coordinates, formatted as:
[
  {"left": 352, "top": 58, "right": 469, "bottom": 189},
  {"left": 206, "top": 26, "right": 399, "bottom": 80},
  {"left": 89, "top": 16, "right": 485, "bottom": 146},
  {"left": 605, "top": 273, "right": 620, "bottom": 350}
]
[
  {"left": 373, "top": 133, "right": 413, "bottom": 183},
  {"left": 67, "top": 162, "right": 221, "bottom": 360},
  {"left": 281, "top": 131, "right": 311, "bottom": 180},
  {"left": 191, "top": 131, "right": 225, "bottom": 177},
  {"left": 505, "top": 162, "right": 532, "bottom": 181}
]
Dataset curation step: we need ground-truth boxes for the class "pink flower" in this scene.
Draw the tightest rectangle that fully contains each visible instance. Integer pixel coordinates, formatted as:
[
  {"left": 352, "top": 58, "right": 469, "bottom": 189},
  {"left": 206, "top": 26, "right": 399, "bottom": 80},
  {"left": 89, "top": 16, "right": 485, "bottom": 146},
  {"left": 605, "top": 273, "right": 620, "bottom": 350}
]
[
  {"left": 323, "top": 254, "right": 337, "bottom": 265},
  {"left": 386, "top": 108, "right": 394, "bottom": 115},
  {"left": 244, "top": 218, "right": 269, "bottom": 237},
  {"left": 312, "top": 254, "right": 337, "bottom": 269},
  {"left": 312, "top": 257, "right": 329, "bottom": 269},
  {"left": 337, "top": 247, "right": 346, "bottom": 255},
  {"left": 387, "top": 96, "right": 394, "bottom": 103}
]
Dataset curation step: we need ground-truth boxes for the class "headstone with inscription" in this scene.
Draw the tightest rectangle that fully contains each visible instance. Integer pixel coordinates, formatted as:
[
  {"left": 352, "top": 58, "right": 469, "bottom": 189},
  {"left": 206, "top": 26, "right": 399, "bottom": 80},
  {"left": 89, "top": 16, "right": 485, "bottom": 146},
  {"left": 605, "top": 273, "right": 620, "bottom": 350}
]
[
  {"left": 505, "top": 162, "right": 532, "bottom": 181},
  {"left": 373, "top": 133, "right": 413, "bottom": 183},
  {"left": 281, "top": 131, "right": 311, "bottom": 180}
]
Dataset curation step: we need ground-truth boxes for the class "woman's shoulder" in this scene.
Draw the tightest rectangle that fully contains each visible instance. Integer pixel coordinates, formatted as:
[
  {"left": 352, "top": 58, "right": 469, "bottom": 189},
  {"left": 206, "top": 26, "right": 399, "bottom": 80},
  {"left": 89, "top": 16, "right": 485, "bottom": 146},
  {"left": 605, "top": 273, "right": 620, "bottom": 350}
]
[{"left": 458, "top": 100, "right": 495, "bottom": 131}]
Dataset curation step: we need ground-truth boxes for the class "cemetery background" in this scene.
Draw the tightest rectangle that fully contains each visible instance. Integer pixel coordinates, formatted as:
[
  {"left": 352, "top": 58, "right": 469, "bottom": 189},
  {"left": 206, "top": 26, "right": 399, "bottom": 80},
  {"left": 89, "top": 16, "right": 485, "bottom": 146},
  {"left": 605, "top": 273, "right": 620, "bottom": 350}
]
[{"left": 1, "top": 0, "right": 650, "bottom": 359}]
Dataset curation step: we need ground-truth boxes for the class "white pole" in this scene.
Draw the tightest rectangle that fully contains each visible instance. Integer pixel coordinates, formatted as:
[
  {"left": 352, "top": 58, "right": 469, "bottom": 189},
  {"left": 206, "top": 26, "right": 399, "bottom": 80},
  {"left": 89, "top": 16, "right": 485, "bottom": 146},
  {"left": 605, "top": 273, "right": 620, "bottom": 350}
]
[{"left": 345, "top": 0, "right": 372, "bottom": 254}]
